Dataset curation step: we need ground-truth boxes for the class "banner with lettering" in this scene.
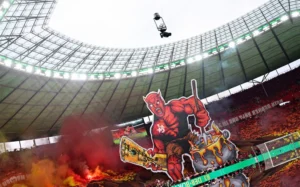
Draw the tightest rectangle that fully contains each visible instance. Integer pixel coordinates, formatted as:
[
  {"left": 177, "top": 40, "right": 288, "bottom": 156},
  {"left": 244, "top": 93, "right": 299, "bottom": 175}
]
[
  {"left": 0, "top": 172, "right": 28, "bottom": 187},
  {"left": 215, "top": 99, "right": 284, "bottom": 127}
]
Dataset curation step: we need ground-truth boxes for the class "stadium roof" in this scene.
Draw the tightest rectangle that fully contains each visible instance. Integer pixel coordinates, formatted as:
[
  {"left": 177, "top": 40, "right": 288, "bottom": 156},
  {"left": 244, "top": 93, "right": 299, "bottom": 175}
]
[
  {"left": 48, "top": 0, "right": 270, "bottom": 48},
  {"left": 0, "top": 0, "right": 299, "bottom": 140}
]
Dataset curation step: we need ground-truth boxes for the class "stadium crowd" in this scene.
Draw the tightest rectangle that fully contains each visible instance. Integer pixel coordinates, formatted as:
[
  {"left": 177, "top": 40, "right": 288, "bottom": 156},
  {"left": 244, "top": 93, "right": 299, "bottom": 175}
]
[
  {"left": 0, "top": 67, "right": 299, "bottom": 186},
  {"left": 213, "top": 70, "right": 297, "bottom": 117}
]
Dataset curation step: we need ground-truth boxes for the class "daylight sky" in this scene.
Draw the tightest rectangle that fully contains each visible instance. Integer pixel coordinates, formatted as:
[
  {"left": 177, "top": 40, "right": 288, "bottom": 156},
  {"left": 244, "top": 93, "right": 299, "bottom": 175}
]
[{"left": 49, "top": 0, "right": 270, "bottom": 48}]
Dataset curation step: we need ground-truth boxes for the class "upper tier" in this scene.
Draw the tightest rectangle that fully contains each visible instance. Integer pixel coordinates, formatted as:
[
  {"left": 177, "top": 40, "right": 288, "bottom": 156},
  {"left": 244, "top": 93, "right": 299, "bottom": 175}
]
[{"left": 0, "top": 0, "right": 299, "bottom": 78}]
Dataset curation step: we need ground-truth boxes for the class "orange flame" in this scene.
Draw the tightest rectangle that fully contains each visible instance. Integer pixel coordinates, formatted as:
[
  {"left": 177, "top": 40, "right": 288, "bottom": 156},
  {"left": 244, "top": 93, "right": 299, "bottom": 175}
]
[
  {"left": 85, "top": 166, "right": 110, "bottom": 181},
  {"left": 82, "top": 166, "right": 136, "bottom": 183}
]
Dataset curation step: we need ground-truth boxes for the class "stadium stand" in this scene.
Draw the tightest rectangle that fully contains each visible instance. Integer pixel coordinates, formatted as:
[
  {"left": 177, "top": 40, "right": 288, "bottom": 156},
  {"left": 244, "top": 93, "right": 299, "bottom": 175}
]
[
  {"left": 0, "top": 66, "right": 298, "bottom": 186},
  {"left": 0, "top": 0, "right": 299, "bottom": 186}
]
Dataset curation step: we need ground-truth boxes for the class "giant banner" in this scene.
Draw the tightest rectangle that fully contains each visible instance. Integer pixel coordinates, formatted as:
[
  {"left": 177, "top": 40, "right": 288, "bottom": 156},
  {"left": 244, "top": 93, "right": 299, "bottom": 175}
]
[
  {"left": 0, "top": 172, "right": 28, "bottom": 187},
  {"left": 119, "top": 80, "right": 249, "bottom": 186},
  {"left": 216, "top": 99, "right": 284, "bottom": 127}
]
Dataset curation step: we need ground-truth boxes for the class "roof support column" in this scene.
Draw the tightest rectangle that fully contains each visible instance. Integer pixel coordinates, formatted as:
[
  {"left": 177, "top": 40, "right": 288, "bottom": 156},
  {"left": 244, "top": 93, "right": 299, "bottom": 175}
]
[
  {"left": 99, "top": 53, "right": 124, "bottom": 117},
  {"left": 47, "top": 80, "right": 88, "bottom": 132},
  {"left": 183, "top": 43, "right": 189, "bottom": 96},
  {"left": 163, "top": 47, "right": 175, "bottom": 99},
  {"left": 89, "top": 51, "right": 109, "bottom": 73},
  {"left": 0, "top": 77, "right": 52, "bottom": 129},
  {"left": 242, "top": 17, "right": 270, "bottom": 72},
  {"left": 22, "top": 80, "right": 70, "bottom": 136},
  {"left": 139, "top": 49, "right": 162, "bottom": 116},
  {"left": 213, "top": 31, "right": 226, "bottom": 86},
  {"left": 80, "top": 80, "right": 105, "bottom": 116},
  {"left": 118, "top": 52, "right": 147, "bottom": 122},
  {"left": 278, "top": 0, "right": 293, "bottom": 24},
  {"left": 259, "top": 8, "right": 291, "bottom": 67},
  {"left": 200, "top": 36, "right": 205, "bottom": 98},
  {"left": 227, "top": 24, "right": 248, "bottom": 81}
]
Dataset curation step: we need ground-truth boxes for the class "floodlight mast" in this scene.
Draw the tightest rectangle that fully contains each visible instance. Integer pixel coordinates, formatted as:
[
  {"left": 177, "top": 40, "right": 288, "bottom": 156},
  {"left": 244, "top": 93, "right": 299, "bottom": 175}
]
[{"left": 153, "top": 13, "right": 172, "bottom": 38}]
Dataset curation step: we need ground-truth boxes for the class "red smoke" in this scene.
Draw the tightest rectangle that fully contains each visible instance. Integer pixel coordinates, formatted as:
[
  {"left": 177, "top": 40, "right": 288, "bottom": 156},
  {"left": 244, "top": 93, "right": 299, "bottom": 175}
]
[
  {"left": 1, "top": 114, "right": 147, "bottom": 186},
  {"left": 57, "top": 114, "right": 126, "bottom": 173}
]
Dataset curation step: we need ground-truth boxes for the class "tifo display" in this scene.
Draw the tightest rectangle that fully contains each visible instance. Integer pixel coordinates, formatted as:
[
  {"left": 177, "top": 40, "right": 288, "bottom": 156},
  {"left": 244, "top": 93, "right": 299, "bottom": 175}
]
[
  {"left": 0, "top": 68, "right": 299, "bottom": 187},
  {"left": 120, "top": 80, "right": 250, "bottom": 186},
  {"left": 172, "top": 133, "right": 300, "bottom": 187},
  {"left": 0, "top": 0, "right": 300, "bottom": 186}
]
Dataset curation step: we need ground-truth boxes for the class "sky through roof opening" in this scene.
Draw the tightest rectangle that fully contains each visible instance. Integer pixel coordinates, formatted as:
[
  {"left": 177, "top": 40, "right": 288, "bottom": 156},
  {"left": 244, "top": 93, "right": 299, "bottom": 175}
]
[{"left": 49, "top": 0, "right": 269, "bottom": 48}]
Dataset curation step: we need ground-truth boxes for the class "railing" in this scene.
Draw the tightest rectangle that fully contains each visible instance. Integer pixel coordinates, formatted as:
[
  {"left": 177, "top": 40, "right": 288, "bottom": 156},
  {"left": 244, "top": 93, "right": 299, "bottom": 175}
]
[{"left": 0, "top": 135, "right": 59, "bottom": 153}]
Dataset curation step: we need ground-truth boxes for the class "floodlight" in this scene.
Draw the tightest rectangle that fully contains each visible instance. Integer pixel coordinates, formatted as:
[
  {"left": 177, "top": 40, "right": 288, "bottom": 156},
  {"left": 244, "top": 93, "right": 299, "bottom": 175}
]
[
  {"left": 148, "top": 68, "right": 153, "bottom": 74},
  {"left": 187, "top": 58, "right": 194, "bottom": 64},
  {"left": 262, "top": 26, "right": 269, "bottom": 31},
  {"left": 53, "top": 72, "right": 60, "bottom": 78},
  {"left": 63, "top": 73, "right": 70, "bottom": 79},
  {"left": 281, "top": 15, "right": 289, "bottom": 21},
  {"left": 212, "top": 50, "right": 218, "bottom": 54},
  {"left": 245, "top": 35, "right": 251, "bottom": 40},
  {"left": 2, "top": 0, "right": 10, "bottom": 9},
  {"left": 89, "top": 75, "right": 96, "bottom": 80},
  {"left": 292, "top": 11, "right": 299, "bottom": 17},
  {"left": 253, "top": 30, "right": 260, "bottom": 36},
  {"left": 79, "top": 74, "right": 87, "bottom": 80},
  {"left": 203, "top": 53, "right": 209, "bottom": 58},
  {"left": 195, "top": 55, "right": 203, "bottom": 61},
  {"left": 26, "top": 65, "right": 33, "bottom": 73},
  {"left": 35, "top": 68, "right": 41, "bottom": 74},
  {"left": 271, "top": 21, "right": 278, "bottom": 27},
  {"left": 131, "top": 71, "right": 137, "bottom": 77},
  {"left": 71, "top": 73, "right": 79, "bottom": 80},
  {"left": 229, "top": 42, "right": 235, "bottom": 48},
  {"left": 114, "top": 73, "right": 121, "bottom": 79},
  {"left": 4, "top": 59, "right": 12, "bottom": 67},
  {"left": 236, "top": 38, "right": 243, "bottom": 44},
  {"left": 15, "top": 63, "right": 22, "bottom": 69},
  {"left": 98, "top": 75, "right": 103, "bottom": 80},
  {"left": 45, "top": 70, "right": 51, "bottom": 77}
]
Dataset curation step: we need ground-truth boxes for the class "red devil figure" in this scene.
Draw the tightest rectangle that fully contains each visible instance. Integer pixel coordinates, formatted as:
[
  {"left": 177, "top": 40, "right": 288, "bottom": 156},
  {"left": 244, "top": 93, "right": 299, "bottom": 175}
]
[{"left": 143, "top": 79, "right": 210, "bottom": 181}]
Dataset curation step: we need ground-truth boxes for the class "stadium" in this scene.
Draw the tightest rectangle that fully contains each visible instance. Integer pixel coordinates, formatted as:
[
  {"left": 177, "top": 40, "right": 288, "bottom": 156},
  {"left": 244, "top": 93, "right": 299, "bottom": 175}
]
[{"left": 0, "top": 0, "right": 299, "bottom": 186}]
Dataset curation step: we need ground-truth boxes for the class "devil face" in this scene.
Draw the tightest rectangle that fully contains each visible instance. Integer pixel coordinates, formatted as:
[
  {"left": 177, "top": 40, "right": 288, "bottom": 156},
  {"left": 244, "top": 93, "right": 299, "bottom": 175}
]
[{"left": 144, "top": 90, "right": 166, "bottom": 117}]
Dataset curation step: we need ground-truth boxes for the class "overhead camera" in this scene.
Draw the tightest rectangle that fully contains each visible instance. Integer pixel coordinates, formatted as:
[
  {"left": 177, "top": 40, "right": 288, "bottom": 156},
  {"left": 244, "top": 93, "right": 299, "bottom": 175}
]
[
  {"left": 153, "top": 13, "right": 172, "bottom": 38},
  {"left": 154, "top": 13, "right": 161, "bottom": 20},
  {"left": 160, "top": 32, "right": 172, "bottom": 38}
]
